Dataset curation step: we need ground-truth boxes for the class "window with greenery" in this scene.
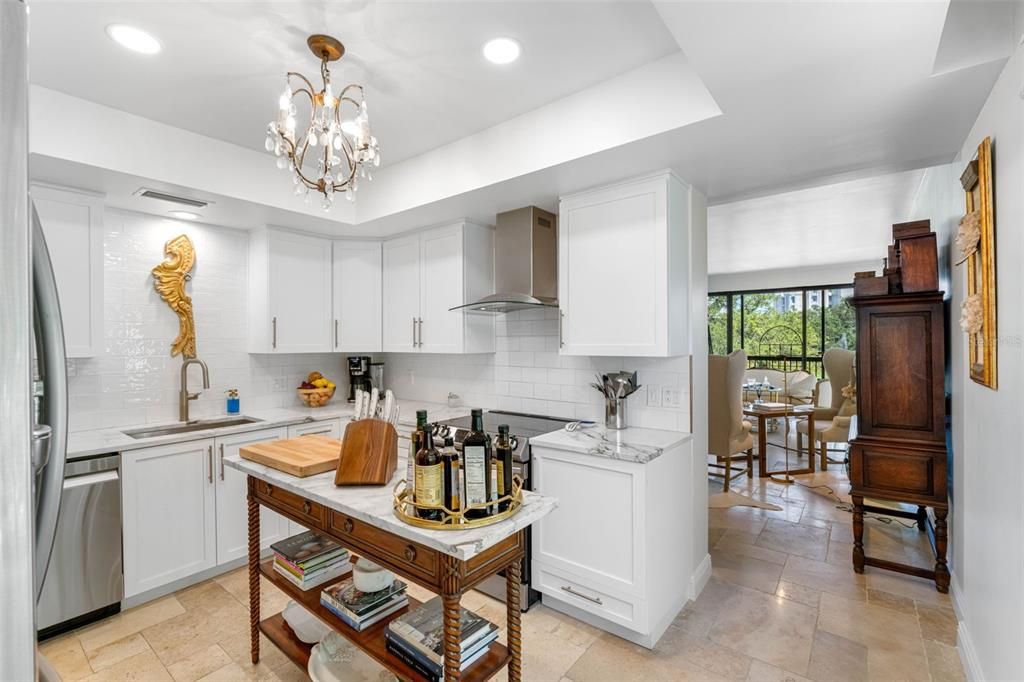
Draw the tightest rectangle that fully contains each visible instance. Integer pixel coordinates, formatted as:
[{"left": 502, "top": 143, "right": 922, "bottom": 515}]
[{"left": 707, "top": 285, "right": 855, "bottom": 378}]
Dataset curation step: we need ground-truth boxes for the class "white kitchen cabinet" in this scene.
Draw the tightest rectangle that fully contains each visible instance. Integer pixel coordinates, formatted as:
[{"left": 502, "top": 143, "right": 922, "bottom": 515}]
[
  {"left": 287, "top": 418, "right": 342, "bottom": 439},
  {"left": 531, "top": 432, "right": 696, "bottom": 648},
  {"left": 558, "top": 171, "right": 696, "bottom": 357},
  {"left": 214, "top": 428, "right": 290, "bottom": 565},
  {"left": 332, "top": 240, "right": 382, "bottom": 352},
  {"left": 30, "top": 184, "right": 103, "bottom": 357},
  {"left": 382, "top": 221, "right": 494, "bottom": 354},
  {"left": 248, "top": 227, "right": 333, "bottom": 353},
  {"left": 122, "top": 439, "right": 217, "bottom": 598}
]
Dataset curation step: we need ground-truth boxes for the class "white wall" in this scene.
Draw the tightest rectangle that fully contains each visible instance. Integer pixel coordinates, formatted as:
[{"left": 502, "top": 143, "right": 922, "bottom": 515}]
[
  {"left": 912, "top": 27, "right": 1024, "bottom": 680},
  {"left": 709, "top": 260, "right": 879, "bottom": 293},
  {"left": 66, "top": 209, "right": 345, "bottom": 431}
]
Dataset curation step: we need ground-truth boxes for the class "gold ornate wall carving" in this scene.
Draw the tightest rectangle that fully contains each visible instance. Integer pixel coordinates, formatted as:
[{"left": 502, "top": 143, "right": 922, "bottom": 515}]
[
  {"left": 152, "top": 234, "right": 197, "bottom": 358},
  {"left": 959, "top": 137, "right": 997, "bottom": 389}
]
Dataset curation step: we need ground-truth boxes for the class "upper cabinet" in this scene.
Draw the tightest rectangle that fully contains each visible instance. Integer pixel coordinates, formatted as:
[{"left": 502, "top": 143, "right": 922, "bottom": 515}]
[
  {"left": 31, "top": 185, "right": 104, "bottom": 358},
  {"left": 382, "top": 221, "right": 494, "bottom": 354},
  {"left": 248, "top": 228, "right": 333, "bottom": 353},
  {"left": 332, "top": 240, "right": 382, "bottom": 352},
  {"left": 558, "top": 171, "right": 697, "bottom": 357}
]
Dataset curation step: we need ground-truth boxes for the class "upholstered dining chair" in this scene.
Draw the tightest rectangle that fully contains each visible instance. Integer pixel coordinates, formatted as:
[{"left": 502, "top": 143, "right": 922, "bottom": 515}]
[
  {"left": 796, "top": 348, "right": 856, "bottom": 470},
  {"left": 708, "top": 350, "right": 755, "bottom": 491}
]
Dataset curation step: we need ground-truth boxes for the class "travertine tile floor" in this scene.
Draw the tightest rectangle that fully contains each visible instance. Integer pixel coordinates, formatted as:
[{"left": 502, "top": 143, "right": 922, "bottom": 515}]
[{"left": 41, "top": 429, "right": 964, "bottom": 682}]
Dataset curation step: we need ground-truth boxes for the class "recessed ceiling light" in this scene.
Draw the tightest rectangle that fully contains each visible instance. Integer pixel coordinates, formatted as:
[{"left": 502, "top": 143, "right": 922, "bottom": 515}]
[
  {"left": 168, "top": 210, "right": 200, "bottom": 221},
  {"left": 483, "top": 37, "right": 520, "bottom": 65},
  {"left": 106, "top": 24, "right": 161, "bottom": 55}
]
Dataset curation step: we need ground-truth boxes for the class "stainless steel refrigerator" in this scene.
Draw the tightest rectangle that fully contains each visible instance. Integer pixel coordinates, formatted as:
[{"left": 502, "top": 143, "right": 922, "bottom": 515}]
[{"left": 1, "top": 1, "right": 69, "bottom": 678}]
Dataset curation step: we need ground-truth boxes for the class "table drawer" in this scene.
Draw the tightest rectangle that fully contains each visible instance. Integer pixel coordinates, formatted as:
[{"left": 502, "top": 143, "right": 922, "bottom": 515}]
[
  {"left": 330, "top": 511, "right": 439, "bottom": 581},
  {"left": 253, "top": 480, "right": 326, "bottom": 526},
  {"left": 534, "top": 562, "right": 642, "bottom": 630}
]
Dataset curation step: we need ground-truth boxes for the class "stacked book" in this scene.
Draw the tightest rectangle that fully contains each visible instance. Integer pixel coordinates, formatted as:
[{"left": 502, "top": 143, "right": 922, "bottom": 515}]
[
  {"left": 320, "top": 577, "right": 409, "bottom": 632},
  {"left": 270, "top": 531, "right": 351, "bottom": 591},
  {"left": 385, "top": 597, "right": 498, "bottom": 681}
]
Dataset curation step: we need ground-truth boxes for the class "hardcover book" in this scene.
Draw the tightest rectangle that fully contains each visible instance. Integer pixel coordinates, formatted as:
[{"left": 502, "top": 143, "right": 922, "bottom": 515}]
[
  {"left": 386, "top": 597, "right": 496, "bottom": 666},
  {"left": 321, "top": 596, "right": 409, "bottom": 632},
  {"left": 272, "top": 559, "right": 350, "bottom": 591},
  {"left": 321, "top": 577, "right": 407, "bottom": 618},
  {"left": 270, "top": 530, "right": 342, "bottom": 566}
]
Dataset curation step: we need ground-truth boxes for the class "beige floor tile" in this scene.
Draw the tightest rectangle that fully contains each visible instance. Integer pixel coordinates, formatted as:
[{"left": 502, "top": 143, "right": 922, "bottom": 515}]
[
  {"left": 39, "top": 635, "right": 94, "bottom": 682},
  {"left": 656, "top": 628, "right": 753, "bottom": 680},
  {"left": 826, "top": 540, "right": 854, "bottom": 567},
  {"left": 197, "top": 661, "right": 279, "bottom": 682},
  {"left": 862, "top": 568, "right": 951, "bottom": 608},
  {"left": 774, "top": 581, "right": 821, "bottom": 609},
  {"left": 916, "top": 604, "right": 957, "bottom": 646},
  {"left": 924, "top": 640, "right": 966, "bottom": 682},
  {"left": 270, "top": 661, "right": 312, "bottom": 682},
  {"left": 806, "top": 630, "right": 869, "bottom": 682},
  {"left": 708, "top": 508, "right": 770, "bottom": 535},
  {"left": 707, "top": 585, "right": 817, "bottom": 676},
  {"left": 165, "top": 644, "right": 233, "bottom": 682},
  {"left": 780, "top": 555, "right": 866, "bottom": 602},
  {"left": 757, "top": 519, "right": 829, "bottom": 561},
  {"left": 77, "top": 596, "right": 186, "bottom": 652},
  {"left": 715, "top": 534, "right": 789, "bottom": 566},
  {"left": 567, "top": 632, "right": 731, "bottom": 682},
  {"left": 830, "top": 521, "right": 854, "bottom": 543},
  {"left": 491, "top": 624, "right": 590, "bottom": 682},
  {"left": 143, "top": 596, "right": 250, "bottom": 666},
  {"left": 526, "top": 603, "right": 603, "bottom": 649},
  {"left": 673, "top": 604, "right": 720, "bottom": 639},
  {"left": 213, "top": 568, "right": 249, "bottom": 602},
  {"left": 746, "top": 658, "right": 812, "bottom": 682},
  {"left": 711, "top": 547, "right": 785, "bottom": 594},
  {"left": 85, "top": 632, "right": 152, "bottom": 673},
  {"left": 865, "top": 588, "right": 916, "bottom": 615},
  {"left": 217, "top": 631, "right": 291, "bottom": 672},
  {"left": 81, "top": 649, "right": 173, "bottom": 682}
]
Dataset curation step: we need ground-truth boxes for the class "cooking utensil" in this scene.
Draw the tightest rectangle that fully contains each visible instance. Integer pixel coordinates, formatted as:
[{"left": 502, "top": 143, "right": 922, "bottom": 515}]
[
  {"left": 368, "top": 388, "right": 379, "bottom": 419},
  {"left": 382, "top": 390, "right": 395, "bottom": 424}
]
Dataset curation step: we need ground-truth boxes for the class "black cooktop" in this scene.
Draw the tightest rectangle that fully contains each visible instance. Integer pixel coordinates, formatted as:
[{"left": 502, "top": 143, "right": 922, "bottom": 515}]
[{"left": 438, "top": 410, "right": 572, "bottom": 438}]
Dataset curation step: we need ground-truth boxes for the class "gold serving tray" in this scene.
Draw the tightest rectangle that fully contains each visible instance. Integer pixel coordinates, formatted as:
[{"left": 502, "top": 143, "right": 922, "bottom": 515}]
[{"left": 393, "top": 476, "right": 524, "bottom": 530}]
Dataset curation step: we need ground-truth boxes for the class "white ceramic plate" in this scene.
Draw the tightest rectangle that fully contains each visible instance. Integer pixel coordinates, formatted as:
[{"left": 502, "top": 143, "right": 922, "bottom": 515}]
[{"left": 308, "top": 632, "right": 398, "bottom": 682}]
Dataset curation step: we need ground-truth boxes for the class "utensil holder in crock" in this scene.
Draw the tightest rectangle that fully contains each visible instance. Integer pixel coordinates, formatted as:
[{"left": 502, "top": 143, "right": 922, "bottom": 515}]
[{"left": 605, "top": 397, "right": 627, "bottom": 430}]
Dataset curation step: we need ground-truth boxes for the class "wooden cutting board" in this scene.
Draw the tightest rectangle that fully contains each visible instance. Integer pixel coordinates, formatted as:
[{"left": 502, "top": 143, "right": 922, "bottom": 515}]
[{"left": 239, "top": 435, "right": 341, "bottom": 477}]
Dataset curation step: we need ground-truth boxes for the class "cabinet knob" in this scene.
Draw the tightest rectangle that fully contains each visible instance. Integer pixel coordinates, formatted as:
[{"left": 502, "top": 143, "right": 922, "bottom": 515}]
[
  {"left": 404, "top": 545, "right": 417, "bottom": 562},
  {"left": 343, "top": 518, "right": 354, "bottom": 533},
  {"left": 264, "top": 482, "right": 273, "bottom": 495},
  {"left": 302, "top": 500, "right": 312, "bottom": 515}
]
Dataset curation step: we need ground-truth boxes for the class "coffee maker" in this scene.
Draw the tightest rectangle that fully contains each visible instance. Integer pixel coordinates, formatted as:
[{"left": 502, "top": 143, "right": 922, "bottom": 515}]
[{"left": 347, "top": 356, "right": 371, "bottom": 402}]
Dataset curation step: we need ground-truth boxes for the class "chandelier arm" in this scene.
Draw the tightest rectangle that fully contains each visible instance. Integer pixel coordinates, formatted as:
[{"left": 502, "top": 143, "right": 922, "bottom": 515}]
[
  {"left": 339, "top": 96, "right": 362, "bottom": 109},
  {"left": 286, "top": 71, "right": 317, "bottom": 94},
  {"left": 338, "top": 84, "right": 364, "bottom": 99}
]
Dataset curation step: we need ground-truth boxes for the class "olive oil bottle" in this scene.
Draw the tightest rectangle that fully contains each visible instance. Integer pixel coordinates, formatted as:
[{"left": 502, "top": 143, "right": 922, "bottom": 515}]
[
  {"left": 406, "top": 409, "right": 428, "bottom": 496},
  {"left": 495, "top": 424, "right": 514, "bottom": 512},
  {"left": 440, "top": 436, "right": 460, "bottom": 516},
  {"left": 414, "top": 427, "right": 443, "bottom": 521},
  {"left": 462, "top": 408, "right": 492, "bottom": 519}
]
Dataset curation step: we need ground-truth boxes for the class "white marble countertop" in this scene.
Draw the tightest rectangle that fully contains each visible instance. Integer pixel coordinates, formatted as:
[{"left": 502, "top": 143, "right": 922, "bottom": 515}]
[
  {"left": 225, "top": 454, "right": 557, "bottom": 561},
  {"left": 529, "top": 424, "right": 693, "bottom": 463},
  {"left": 66, "top": 399, "right": 470, "bottom": 459}
]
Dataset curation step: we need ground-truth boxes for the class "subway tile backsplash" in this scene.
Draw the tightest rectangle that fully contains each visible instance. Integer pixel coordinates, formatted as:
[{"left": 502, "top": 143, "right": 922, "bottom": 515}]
[{"left": 68, "top": 210, "right": 691, "bottom": 433}]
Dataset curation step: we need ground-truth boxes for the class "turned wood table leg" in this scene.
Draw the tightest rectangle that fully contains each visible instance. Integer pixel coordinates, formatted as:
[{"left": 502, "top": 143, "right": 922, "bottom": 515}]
[
  {"left": 934, "top": 506, "right": 951, "bottom": 594},
  {"left": 247, "top": 481, "right": 260, "bottom": 664},
  {"left": 506, "top": 559, "right": 523, "bottom": 682},
  {"left": 852, "top": 494, "right": 865, "bottom": 574},
  {"left": 440, "top": 555, "right": 464, "bottom": 681}
]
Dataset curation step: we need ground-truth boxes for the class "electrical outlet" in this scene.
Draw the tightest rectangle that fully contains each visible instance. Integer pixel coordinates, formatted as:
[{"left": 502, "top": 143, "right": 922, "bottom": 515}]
[
  {"left": 271, "top": 376, "right": 287, "bottom": 392},
  {"left": 662, "top": 387, "right": 682, "bottom": 408},
  {"left": 646, "top": 384, "right": 662, "bottom": 407}
]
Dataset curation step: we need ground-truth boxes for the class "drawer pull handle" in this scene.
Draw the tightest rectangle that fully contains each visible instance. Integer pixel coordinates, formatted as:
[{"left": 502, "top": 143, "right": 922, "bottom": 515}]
[
  {"left": 561, "top": 585, "right": 603, "bottom": 605},
  {"left": 302, "top": 500, "right": 312, "bottom": 515},
  {"left": 343, "top": 518, "right": 354, "bottom": 533},
  {"left": 404, "top": 546, "right": 417, "bottom": 562}
]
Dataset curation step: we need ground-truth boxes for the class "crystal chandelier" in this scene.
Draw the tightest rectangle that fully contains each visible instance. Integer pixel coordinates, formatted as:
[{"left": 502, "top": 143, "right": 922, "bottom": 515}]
[{"left": 266, "top": 34, "right": 380, "bottom": 210}]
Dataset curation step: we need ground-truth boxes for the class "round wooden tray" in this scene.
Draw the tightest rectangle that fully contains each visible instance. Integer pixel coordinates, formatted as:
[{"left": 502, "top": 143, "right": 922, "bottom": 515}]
[{"left": 392, "top": 476, "right": 524, "bottom": 530}]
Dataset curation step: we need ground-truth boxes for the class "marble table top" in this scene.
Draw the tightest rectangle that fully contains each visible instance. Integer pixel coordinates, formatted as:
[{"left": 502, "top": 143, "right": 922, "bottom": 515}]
[
  {"left": 529, "top": 424, "right": 693, "bottom": 463},
  {"left": 225, "top": 454, "right": 557, "bottom": 561}
]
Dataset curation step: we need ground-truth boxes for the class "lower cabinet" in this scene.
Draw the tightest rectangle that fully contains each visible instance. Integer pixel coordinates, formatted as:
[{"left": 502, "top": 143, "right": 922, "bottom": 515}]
[{"left": 287, "top": 417, "right": 342, "bottom": 439}]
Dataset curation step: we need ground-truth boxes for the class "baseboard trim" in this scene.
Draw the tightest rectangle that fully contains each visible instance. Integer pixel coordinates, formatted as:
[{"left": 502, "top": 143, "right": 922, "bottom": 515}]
[
  {"left": 952, "top": 578, "right": 984, "bottom": 681},
  {"left": 690, "top": 553, "right": 712, "bottom": 600}
]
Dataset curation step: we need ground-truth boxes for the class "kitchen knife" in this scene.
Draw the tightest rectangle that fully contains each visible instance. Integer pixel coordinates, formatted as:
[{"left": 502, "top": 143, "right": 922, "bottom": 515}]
[
  {"left": 382, "top": 390, "right": 395, "bottom": 425},
  {"left": 368, "top": 388, "right": 380, "bottom": 420}
]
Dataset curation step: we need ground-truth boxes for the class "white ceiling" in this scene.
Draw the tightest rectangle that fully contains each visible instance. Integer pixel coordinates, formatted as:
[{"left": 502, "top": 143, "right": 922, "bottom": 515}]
[{"left": 27, "top": 1, "right": 679, "bottom": 163}]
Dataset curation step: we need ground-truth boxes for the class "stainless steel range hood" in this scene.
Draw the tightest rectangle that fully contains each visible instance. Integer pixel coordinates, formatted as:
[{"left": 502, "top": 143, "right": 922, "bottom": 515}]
[{"left": 451, "top": 206, "right": 558, "bottom": 313}]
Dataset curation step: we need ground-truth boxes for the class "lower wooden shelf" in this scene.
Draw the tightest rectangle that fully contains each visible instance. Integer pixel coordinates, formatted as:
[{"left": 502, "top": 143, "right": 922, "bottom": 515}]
[{"left": 258, "top": 559, "right": 511, "bottom": 682}]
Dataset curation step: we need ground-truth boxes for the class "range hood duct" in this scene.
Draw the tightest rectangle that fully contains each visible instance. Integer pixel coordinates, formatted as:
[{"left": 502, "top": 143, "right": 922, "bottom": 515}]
[{"left": 452, "top": 206, "right": 558, "bottom": 314}]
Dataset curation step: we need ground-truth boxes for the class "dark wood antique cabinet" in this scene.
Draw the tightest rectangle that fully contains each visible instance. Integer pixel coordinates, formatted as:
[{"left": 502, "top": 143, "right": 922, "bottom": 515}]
[{"left": 850, "top": 288, "right": 950, "bottom": 592}]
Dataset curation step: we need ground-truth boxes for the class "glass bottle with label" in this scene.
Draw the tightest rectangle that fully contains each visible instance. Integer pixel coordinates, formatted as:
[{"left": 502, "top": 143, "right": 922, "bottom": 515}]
[
  {"left": 462, "top": 408, "right": 492, "bottom": 519},
  {"left": 414, "top": 426, "right": 443, "bottom": 521},
  {"left": 495, "top": 424, "right": 514, "bottom": 512},
  {"left": 440, "top": 436, "right": 460, "bottom": 516},
  {"left": 406, "top": 410, "right": 428, "bottom": 496}
]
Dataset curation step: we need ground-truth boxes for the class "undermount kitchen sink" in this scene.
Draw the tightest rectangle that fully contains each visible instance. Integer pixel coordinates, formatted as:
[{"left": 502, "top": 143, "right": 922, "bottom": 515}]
[{"left": 122, "top": 416, "right": 263, "bottom": 440}]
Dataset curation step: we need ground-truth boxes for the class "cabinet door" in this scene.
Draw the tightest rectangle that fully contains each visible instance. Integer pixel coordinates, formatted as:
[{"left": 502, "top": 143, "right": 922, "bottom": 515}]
[
  {"left": 122, "top": 440, "right": 217, "bottom": 597},
  {"left": 559, "top": 180, "right": 667, "bottom": 356},
  {"left": 214, "top": 428, "right": 289, "bottom": 565},
  {"left": 31, "top": 185, "right": 103, "bottom": 357},
  {"left": 382, "top": 233, "right": 421, "bottom": 352},
  {"left": 532, "top": 446, "right": 645, "bottom": 597},
  {"left": 268, "top": 230, "right": 332, "bottom": 353},
  {"left": 419, "top": 224, "right": 464, "bottom": 353},
  {"left": 332, "top": 241, "right": 382, "bottom": 352},
  {"left": 287, "top": 418, "right": 342, "bottom": 439}
]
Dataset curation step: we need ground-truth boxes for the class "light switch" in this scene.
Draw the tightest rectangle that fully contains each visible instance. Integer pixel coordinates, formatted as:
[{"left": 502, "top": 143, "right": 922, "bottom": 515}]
[{"left": 646, "top": 384, "right": 661, "bottom": 407}]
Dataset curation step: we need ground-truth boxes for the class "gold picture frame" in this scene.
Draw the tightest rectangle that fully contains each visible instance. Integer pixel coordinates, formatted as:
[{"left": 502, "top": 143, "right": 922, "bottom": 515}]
[{"left": 959, "top": 137, "right": 997, "bottom": 388}]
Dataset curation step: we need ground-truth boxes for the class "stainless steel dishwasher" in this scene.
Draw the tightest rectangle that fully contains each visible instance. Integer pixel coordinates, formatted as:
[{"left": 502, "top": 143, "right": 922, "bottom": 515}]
[{"left": 37, "top": 453, "right": 123, "bottom": 639}]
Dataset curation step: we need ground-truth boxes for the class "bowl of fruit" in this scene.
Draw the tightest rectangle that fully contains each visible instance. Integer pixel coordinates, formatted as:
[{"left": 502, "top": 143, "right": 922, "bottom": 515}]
[{"left": 297, "top": 372, "right": 336, "bottom": 408}]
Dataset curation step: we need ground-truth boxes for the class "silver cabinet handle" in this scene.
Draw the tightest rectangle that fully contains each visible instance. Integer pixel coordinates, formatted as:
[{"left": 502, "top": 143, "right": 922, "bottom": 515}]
[
  {"left": 334, "top": 319, "right": 339, "bottom": 348},
  {"left": 559, "top": 310, "right": 565, "bottom": 348},
  {"left": 412, "top": 316, "right": 417, "bottom": 347},
  {"left": 219, "top": 443, "right": 225, "bottom": 481},
  {"left": 561, "top": 585, "right": 602, "bottom": 605},
  {"left": 272, "top": 316, "right": 277, "bottom": 349},
  {"left": 417, "top": 318, "right": 423, "bottom": 347},
  {"left": 207, "top": 445, "right": 213, "bottom": 484}
]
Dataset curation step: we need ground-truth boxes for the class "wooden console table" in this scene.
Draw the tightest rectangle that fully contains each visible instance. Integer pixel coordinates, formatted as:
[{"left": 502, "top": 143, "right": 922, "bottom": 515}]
[
  {"left": 743, "top": 404, "right": 815, "bottom": 478},
  {"left": 226, "top": 455, "right": 557, "bottom": 681}
]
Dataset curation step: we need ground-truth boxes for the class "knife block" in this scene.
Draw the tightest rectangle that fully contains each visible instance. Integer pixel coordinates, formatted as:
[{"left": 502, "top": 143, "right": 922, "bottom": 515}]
[{"left": 334, "top": 418, "right": 399, "bottom": 486}]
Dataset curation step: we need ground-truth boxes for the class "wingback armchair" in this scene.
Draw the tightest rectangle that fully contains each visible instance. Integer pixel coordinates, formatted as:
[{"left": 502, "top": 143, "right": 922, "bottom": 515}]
[
  {"left": 708, "top": 350, "right": 755, "bottom": 490},
  {"left": 796, "top": 348, "right": 856, "bottom": 469}
]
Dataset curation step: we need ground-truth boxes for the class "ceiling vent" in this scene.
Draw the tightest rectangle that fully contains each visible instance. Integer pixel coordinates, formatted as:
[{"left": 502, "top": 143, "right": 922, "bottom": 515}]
[{"left": 133, "top": 188, "right": 210, "bottom": 208}]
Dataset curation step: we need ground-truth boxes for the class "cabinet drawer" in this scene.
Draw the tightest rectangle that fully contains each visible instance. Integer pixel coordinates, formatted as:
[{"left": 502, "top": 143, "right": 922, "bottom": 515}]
[
  {"left": 253, "top": 481, "right": 326, "bottom": 527},
  {"left": 330, "top": 511, "right": 439, "bottom": 581},
  {"left": 534, "top": 562, "right": 642, "bottom": 630}
]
